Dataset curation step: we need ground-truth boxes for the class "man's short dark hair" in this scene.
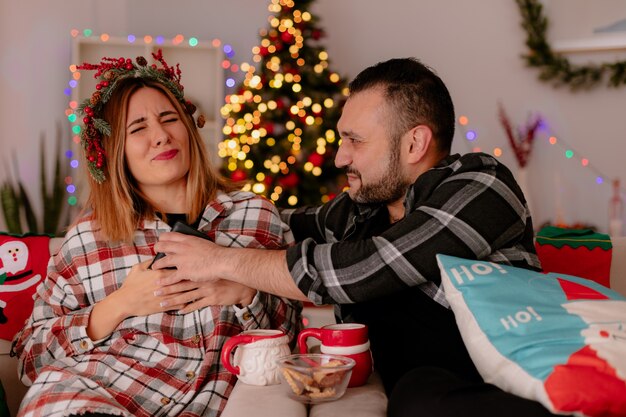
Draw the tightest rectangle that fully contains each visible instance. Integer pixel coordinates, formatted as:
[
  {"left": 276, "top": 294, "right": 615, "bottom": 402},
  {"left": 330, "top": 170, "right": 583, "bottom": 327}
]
[{"left": 348, "top": 58, "right": 455, "bottom": 153}]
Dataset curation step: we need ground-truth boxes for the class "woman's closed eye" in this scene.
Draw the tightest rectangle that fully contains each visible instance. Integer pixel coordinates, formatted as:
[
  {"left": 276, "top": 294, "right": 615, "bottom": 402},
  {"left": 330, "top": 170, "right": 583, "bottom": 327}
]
[
  {"left": 129, "top": 125, "right": 146, "bottom": 135},
  {"left": 129, "top": 119, "right": 178, "bottom": 135}
]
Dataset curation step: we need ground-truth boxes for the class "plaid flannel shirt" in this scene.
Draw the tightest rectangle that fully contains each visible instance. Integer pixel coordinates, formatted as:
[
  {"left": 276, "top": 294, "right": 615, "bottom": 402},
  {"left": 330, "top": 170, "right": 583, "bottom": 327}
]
[
  {"left": 13, "top": 191, "right": 301, "bottom": 417},
  {"left": 283, "top": 153, "right": 540, "bottom": 314}
]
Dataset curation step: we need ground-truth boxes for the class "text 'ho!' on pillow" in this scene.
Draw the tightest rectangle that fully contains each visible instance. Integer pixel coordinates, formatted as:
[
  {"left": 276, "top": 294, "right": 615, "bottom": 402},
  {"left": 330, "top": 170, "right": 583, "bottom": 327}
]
[
  {"left": 437, "top": 254, "right": 626, "bottom": 417},
  {"left": 0, "top": 233, "right": 51, "bottom": 340}
]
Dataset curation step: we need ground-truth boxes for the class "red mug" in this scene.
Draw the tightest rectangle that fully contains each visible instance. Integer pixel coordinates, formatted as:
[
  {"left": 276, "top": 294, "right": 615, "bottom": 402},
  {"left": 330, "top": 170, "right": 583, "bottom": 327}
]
[{"left": 298, "top": 323, "right": 373, "bottom": 387}]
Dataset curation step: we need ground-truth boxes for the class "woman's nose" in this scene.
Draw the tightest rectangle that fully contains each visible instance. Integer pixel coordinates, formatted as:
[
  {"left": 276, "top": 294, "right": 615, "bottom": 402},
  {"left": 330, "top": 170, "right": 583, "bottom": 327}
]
[{"left": 152, "top": 125, "right": 170, "bottom": 147}]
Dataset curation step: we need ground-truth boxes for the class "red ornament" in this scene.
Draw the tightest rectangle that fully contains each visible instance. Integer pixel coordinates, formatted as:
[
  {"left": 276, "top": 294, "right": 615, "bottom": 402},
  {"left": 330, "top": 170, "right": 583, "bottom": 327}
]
[
  {"left": 275, "top": 99, "right": 285, "bottom": 109},
  {"left": 231, "top": 169, "right": 247, "bottom": 182},
  {"left": 308, "top": 152, "right": 324, "bottom": 167},
  {"left": 278, "top": 172, "right": 300, "bottom": 189},
  {"left": 281, "top": 31, "right": 294, "bottom": 44},
  {"left": 264, "top": 122, "right": 275, "bottom": 135},
  {"left": 312, "top": 29, "right": 322, "bottom": 40},
  {"left": 260, "top": 46, "right": 269, "bottom": 57}
]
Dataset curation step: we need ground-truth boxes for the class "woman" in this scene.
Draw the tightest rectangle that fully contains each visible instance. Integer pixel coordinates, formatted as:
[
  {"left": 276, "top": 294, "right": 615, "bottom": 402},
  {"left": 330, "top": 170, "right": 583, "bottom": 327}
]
[{"left": 12, "top": 52, "right": 301, "bottom": 417}]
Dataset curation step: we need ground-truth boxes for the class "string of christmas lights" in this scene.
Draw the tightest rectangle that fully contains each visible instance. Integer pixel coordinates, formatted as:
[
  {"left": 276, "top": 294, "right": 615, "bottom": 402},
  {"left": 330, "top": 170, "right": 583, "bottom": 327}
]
[
  {"left": 63, "top": 29, "right": 238, "bottom": 207},
  {"left": 456, "top": 114, "right": 623, "bottom": 193},
  {"left": 63, "top": 25, "right": 620, "bottom": 208}
]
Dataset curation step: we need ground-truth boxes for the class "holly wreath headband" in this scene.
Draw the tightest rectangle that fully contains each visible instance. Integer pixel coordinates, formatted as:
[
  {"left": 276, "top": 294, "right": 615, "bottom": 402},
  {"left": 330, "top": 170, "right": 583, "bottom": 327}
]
[{"left": 76, "top": 50, "right": 204, "bottom": 183}]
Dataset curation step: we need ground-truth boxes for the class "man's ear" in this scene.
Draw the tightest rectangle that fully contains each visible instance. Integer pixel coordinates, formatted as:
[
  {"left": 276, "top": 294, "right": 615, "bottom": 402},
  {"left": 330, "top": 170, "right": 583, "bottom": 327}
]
[{"left": 406, "top": 125, "right": 433, "bottom": 163}]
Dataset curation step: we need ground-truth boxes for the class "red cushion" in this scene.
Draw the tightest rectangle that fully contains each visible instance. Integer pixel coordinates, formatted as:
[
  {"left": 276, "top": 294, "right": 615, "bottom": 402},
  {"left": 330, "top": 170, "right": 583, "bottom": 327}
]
[
  {"left": 535, "top": 227, "right": 613, "bottom": 289},
  {"left": 536, "top": 243, "right": 612, "bottom": 288},
  {"left": 0, "top": 233, "right": 51, "bottom": 340}
]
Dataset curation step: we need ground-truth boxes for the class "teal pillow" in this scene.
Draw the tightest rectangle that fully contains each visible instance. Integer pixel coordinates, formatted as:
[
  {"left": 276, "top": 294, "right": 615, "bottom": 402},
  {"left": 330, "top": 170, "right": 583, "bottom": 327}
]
[{"left": 437, "top": 254, "right": 626, "bottom": 417}]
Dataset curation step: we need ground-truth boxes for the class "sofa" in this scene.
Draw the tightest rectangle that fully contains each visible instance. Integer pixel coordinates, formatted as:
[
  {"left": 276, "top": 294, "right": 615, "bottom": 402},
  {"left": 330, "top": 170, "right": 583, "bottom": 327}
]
[{"left": 2, "top": 236, "right": 626, "bottom": 417}]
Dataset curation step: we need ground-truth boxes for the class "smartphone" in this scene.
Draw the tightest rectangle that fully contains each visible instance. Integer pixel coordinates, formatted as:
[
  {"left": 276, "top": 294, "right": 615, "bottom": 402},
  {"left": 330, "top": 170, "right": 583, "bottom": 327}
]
[{"left": 148, "top": 221, "right": 212, "bottom": 269}]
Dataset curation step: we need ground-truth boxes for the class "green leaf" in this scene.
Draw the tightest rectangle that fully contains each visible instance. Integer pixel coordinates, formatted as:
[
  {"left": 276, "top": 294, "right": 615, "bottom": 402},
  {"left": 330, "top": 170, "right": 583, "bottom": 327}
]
[
  {"left": 41, "top": 123, "right": 68, "bottom": 235},
  {"left": 93, "top": 118, "right": 111, "bottom": 136},
  {"left": 0, "top": 182, "right": 22, "bottom": 234},
  {"left": 18, "top": 180, "right": 37, "bottom": 232}
]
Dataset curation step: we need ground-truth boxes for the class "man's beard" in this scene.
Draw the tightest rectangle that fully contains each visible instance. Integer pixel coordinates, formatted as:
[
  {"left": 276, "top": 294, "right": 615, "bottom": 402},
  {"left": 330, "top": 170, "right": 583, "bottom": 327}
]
[{"left": 347, "top": 150, "right": 412, "bottom": 205}]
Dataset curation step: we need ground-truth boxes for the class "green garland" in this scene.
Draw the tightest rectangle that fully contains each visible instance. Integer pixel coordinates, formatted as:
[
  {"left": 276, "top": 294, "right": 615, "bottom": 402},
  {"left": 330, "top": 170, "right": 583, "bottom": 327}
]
[{"left": 516, "top": 0, "right": 626, "bottom": 89}]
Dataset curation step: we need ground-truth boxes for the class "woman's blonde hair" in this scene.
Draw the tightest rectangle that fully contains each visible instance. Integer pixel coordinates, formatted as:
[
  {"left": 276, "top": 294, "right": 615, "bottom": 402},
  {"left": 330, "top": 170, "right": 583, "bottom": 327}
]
[{"left": 83, "top": 78, "right": 236, "bottom": 242}]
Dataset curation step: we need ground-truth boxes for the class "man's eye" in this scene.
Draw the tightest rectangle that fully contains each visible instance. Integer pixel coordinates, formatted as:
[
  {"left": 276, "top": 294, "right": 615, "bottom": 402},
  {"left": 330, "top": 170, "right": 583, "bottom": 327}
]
[
  {"left": 163, "top": 118, "right": 178, "bottom": 123},
  {"left": 129, "top": 126, "right": 145, "bottom": 134}
]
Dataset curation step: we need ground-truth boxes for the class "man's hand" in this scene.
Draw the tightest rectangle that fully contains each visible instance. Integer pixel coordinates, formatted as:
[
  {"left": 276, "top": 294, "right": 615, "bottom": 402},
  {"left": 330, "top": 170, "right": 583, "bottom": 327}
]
[
  {"left": 152, "top": 232, "right": 224, "bottom": 285},
  {"left": 155, "top": 280, "right": 257, "bottom": 314},
  {"left": 153, "top": 231, "right": 308, "bottom": 302}
]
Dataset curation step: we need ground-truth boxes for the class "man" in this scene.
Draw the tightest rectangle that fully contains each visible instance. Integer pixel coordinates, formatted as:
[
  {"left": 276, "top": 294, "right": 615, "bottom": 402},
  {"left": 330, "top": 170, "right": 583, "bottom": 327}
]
[{"left": 154, "top": 58, "right": 558, "bottom": 416}]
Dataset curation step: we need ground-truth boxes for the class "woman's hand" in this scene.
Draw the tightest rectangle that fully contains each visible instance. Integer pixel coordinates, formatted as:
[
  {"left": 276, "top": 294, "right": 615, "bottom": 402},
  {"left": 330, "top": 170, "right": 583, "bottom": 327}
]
[
  {"left": 155, "top": 279, "right": 257, "bottom": 314},
  {"left": 116, "top": 260, "right": 189, "bottom": 316},
  {"left": 87, "top": 260, "right": 187, "bottom": 340}
]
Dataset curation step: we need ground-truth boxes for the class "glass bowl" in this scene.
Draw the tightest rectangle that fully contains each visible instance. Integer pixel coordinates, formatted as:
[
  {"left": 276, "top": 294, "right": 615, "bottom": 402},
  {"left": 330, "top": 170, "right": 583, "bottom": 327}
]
[{"left": 275, "top": 353, "right": 355, "bottom": 404}]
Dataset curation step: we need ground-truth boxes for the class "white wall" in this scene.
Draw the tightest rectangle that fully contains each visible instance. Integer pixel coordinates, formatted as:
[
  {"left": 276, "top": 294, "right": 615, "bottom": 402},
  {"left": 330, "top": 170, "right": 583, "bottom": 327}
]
[{"left": 1, "top": 0, "right": 625, "bottom": 233}]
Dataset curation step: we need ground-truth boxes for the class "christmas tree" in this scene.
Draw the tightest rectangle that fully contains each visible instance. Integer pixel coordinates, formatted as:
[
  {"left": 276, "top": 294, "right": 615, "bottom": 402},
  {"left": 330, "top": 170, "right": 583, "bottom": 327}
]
[{"left": 219, "top": 0, "right": 348, "bottom": 207}]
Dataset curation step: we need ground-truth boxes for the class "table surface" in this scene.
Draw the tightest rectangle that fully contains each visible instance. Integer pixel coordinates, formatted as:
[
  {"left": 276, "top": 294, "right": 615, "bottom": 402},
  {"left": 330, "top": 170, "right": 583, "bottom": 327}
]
[{"left": 221, "top": 372, "right": 387, "bottom": 417}]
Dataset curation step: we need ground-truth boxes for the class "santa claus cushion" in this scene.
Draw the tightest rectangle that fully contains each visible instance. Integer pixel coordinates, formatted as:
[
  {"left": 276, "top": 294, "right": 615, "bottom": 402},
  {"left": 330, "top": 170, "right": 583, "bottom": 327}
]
[
  {"left": 437, "top": 254, "right": 626, "bottom": 417},
  {"left": 0, "top": 233, "right": 51, "bottom": 341}
]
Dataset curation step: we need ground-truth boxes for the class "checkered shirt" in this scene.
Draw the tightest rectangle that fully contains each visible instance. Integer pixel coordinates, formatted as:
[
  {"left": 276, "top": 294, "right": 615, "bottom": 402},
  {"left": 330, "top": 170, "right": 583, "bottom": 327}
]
[{"left": 283, "top": 153, "right": 541, "bottom": 314}]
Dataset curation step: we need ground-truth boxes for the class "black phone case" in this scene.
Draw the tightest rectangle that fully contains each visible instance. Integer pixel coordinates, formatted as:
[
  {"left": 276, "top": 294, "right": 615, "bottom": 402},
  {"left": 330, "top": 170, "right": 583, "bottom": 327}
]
[{"left": 148, "top": 221, "right": 211, "bottom": 269}]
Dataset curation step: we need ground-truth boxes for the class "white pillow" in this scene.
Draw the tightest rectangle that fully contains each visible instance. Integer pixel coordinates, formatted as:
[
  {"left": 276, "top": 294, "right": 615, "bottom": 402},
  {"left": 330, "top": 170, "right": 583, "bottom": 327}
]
[{"left": 437, "top": 254, "right": 626, "bottom": 417}]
